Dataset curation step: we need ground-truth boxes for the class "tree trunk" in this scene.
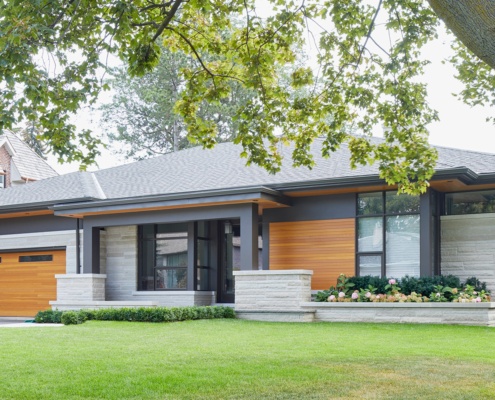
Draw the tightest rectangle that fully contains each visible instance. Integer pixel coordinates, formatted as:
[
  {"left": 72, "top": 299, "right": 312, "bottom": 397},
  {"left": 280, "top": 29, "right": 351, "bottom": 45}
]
[{"left": 427, "top": 0, "right": 495, "bottom": 69}]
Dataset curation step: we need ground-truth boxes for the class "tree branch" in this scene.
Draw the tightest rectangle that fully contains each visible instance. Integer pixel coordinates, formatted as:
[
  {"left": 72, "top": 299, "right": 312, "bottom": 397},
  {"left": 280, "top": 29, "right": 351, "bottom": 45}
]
[
  {"left": 356, "top": 0, "right": 383, "bottom": 68},
  {"left": 151, "top": 0, "right": 184, "bottom": 42},
  {"left": 165, "top": 27, "right": 246, "bottom": 84},
  {"left": 140, "top": 1, "right": 174, "bottom": 13}
]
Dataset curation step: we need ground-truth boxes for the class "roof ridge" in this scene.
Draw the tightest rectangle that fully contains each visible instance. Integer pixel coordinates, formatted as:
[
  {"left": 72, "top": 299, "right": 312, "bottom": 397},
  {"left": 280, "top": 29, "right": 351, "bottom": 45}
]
[
  {"left": 78, "top": 172, "right": 106, "bottom": 200},
  {"left": 89, "top": 172, "right": 107, "bottom": 199}
]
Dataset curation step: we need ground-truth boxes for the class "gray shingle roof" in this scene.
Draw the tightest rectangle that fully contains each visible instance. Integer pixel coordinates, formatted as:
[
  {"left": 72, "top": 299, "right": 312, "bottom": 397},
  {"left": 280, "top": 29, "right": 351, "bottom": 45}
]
[
  {"left": 0, "top": 131, "right": 58, "bottom": 181},
  {"left": 0, "top": 137, "right": 494, "bottom": 210},
  {"left": 0, "top": 172, "right": 106, "bottom": 208}
]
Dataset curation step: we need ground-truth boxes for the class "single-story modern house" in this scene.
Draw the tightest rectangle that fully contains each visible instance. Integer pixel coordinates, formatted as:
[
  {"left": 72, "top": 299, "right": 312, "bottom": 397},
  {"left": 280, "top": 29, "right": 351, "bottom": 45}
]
[{"left": 1, "top": 138, "right": 495, "bottom": 317}]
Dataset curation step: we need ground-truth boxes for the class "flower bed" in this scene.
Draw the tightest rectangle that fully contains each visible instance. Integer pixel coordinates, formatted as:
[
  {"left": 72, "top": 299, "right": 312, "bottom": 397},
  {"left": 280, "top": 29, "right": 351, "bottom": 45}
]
[{"left": 316, "top": 274, "right": 491, "bottom": 304}]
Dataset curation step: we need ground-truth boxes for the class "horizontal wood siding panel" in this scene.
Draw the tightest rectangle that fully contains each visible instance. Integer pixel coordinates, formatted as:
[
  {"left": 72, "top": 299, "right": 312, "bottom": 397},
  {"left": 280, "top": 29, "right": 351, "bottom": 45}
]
[
  {"left": 270, "top": 219, "right": 355, "bottom": 290},
  {"left": 0, "top": 250, "right": 66, "bottom": 316}
]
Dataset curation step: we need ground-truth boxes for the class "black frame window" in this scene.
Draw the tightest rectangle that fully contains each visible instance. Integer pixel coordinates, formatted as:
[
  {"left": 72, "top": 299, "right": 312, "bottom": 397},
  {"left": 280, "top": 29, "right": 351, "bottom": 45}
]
[
  {"left": 356, "top": 191, "right": 420, "bottom": 278},
  {"left": 19, "top": 255, "right": 53, "bottom": 262},
  {"left": 445, "top": 190, "right": 495, "bottom": 215},
  {"left": 196, "top": 221, "right": 211, "bottom": 291},
  {"left": 138, "top": 223, "right": 188, "bottom": 290}
]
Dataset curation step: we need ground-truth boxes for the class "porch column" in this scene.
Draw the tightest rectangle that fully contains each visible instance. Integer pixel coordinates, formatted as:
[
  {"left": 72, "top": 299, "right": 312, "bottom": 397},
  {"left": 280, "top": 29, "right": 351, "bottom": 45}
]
[
  {"left": 82, "top": 225, "right": 101, "bottom": 274},
  {"left": 240, "top": 203, "right": 259, "bottom": 270},
  {"left": 420, "top": 190, "right": 438, "bottom": 277}
]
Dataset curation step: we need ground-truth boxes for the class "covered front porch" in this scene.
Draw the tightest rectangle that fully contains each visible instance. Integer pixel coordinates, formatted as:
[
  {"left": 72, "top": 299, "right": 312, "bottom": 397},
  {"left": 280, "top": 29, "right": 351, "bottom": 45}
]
[{"left": 50, "top": 191, "right": 288, "bottom": 310}]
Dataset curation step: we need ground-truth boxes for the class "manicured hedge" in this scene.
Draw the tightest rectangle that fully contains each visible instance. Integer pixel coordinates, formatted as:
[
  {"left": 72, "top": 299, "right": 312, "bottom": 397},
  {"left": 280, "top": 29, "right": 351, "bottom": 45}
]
[{"left": 35, "top": 306, "right": 235, "bottom": 325}]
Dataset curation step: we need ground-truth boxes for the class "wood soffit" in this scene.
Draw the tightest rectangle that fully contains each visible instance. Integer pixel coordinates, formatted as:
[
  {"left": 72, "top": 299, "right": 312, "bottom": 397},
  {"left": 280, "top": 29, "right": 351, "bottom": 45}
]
[
  {"left": 59, "top": 198, "right": 289, "bottom": 219},
  {"left": 0, "top": 209, "right": 53, "bottom": 219}
]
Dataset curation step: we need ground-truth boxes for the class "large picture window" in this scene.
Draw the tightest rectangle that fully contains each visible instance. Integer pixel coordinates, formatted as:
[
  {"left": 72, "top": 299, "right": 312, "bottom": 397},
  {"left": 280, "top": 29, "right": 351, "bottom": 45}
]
[
  {"left": 138, "top": 223, "right": 188, "bottom": 290},
  {"left": 357, "top": 192, "right": 420, "bottom": 278}
]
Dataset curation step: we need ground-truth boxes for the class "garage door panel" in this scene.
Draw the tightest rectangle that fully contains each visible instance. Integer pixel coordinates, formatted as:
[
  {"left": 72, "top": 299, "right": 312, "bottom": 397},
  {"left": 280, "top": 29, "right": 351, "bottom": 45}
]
[{"left": 0, "top": 250, "right": 66, "bottom": 317}]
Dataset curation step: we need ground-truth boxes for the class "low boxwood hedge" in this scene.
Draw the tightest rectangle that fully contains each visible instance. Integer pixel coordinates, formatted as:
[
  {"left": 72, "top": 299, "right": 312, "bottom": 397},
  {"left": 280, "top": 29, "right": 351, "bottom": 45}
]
[{"left": 35, "top": 306, "right": 235, "bottom": 326}]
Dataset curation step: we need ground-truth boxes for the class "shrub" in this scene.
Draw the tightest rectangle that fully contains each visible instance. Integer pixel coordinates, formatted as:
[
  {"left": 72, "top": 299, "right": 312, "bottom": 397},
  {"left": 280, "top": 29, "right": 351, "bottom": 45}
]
[
  {"left": 465, "top": 277, "right": 487, "bottom": 293},
  {"left": 400, "top": 275, "right": 461, "bottom": 298},
  {"left": 347, "top": 276, "right": 389, "bottom": 294},
  {"left": 61, "top": 311, "right": 84, "bottom": 325},
  {"left": 34, "top": 310, "right": 63, "bottom": 324}
]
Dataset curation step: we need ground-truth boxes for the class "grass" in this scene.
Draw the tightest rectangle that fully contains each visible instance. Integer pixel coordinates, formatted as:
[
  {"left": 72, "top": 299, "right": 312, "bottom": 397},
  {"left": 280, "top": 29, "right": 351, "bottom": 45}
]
[{"left": 1, "top": 320, "right": 495, "bottom": 399}]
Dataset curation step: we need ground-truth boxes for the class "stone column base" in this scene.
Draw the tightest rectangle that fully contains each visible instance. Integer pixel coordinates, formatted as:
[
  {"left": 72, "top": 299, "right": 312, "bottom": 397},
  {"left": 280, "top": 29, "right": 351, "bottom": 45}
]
[{"left": 55, "top": 274, "right": 107, "bottom": 302}]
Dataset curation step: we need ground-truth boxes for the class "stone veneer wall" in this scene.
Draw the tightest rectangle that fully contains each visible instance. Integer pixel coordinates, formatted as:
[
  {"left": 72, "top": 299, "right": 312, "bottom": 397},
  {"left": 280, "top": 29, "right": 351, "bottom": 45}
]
[
  {"left": 104, "top": 226, "right": 138, "bottom": 301},
  {"left": 234, "top": 270, "right": 315, "bottom": 322},
  {"left": 441, "top": 214, "right": 495, "bottom": 293},
  {"left": 0, "top": 230, "right": 80, "bottom": 273},
  {"left": 300, "top": 302, "right": 495, "bottom": 326},
  {"left": 54, "top": 274, "right": 106, "bottom": 302},
  {"left": 131, "top": 291, "right": 216, "bottom": 307}
]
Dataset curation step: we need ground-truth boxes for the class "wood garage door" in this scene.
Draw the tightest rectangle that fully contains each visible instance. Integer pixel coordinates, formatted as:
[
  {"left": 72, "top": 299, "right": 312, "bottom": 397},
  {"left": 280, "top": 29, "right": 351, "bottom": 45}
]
[{"left": 0, "top": 250, "right": 66, "bottom": 317}]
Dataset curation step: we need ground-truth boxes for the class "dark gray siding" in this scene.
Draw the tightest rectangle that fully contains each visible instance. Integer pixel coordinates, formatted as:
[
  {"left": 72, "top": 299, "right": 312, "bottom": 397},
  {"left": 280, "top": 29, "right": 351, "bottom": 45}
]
[{"left": 0, "top": 215, "right": 76, "bottom": 235}]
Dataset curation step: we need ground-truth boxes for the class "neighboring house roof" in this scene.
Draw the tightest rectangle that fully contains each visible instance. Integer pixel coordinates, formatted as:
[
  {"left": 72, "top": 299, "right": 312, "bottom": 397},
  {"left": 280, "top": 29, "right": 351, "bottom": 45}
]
[
  {"left": 0, "top": 137, "right": 494, "bottom": 211},
  {"left": 0, "top": 131, "right": 58, "bottom": 182}
]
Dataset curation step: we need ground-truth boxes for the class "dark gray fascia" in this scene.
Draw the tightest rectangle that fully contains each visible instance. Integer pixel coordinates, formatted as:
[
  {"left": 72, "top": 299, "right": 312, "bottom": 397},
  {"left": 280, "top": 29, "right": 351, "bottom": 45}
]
[
  {"left": 0, "top": 196, "right": 103, "bottom": 215},
  {"left": 473, "top": 173, "right": 495, "bottom": 185},
  {"left": 430, "top": 167, "right": 479, "bottom": 184},
  {"left": 271, "top": 174, "right": 387, "bottom": 192},
  {"left": 53, "top": 186, "right": 290, "bottom": 216},
  {"left": 273, "top": 168, "right": 482, "bottom": 194}
]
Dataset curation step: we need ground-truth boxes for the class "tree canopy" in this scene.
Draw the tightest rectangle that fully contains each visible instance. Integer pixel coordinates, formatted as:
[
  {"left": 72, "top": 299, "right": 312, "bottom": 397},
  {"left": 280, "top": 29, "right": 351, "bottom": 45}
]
[{"left": 0, "top": 0, "right": 493, "bottom": 193}]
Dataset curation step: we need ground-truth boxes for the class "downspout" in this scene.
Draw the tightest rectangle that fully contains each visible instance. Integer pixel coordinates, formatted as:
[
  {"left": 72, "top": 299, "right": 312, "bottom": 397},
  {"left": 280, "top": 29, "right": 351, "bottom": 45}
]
[{"left": 76, "top": 218, "right": 81, "bottom": 274}]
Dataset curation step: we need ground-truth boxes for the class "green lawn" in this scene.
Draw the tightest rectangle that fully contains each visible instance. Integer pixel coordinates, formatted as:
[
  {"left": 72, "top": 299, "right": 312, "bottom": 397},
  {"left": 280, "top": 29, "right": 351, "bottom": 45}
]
[{"left": 1, "top": 320, "right": 494, "bottom": 399}]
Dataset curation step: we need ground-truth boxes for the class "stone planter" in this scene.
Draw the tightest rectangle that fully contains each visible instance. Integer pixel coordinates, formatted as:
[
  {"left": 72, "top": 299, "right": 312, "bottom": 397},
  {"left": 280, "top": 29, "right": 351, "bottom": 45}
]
[{"left": 233, "top": 270, "right": 495, "bottom": 326}]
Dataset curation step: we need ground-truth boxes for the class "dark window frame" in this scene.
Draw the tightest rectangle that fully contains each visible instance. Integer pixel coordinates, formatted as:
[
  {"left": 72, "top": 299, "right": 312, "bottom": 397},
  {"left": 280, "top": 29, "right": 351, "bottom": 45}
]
[
  {"left": 138, "top": 222, "right": 214, "bottom": 292},
  {"left": 138, "top": 223, "right": 189, "bottom": 291},
  {"left": 19, "top": 255, "right": 53, "bottom": 262},
  {"left": 196, "top": 221, "right": 211, "bottom": 291},
  {"left": 443, "top": 189, "right": 495, "bottom": 216},
  {"left": 356, "top": 191, "right": 420, "bottom": 278}
]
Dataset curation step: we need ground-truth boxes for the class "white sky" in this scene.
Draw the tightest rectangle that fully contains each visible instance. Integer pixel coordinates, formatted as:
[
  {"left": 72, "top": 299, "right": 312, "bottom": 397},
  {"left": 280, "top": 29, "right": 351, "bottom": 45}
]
[{"left": 47, "top": 10, "right": 495, "bottom": 174}]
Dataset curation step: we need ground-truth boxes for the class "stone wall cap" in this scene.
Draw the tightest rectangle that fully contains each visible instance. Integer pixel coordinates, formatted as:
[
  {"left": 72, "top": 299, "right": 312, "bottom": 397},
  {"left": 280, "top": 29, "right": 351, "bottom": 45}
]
[
  {"left": 132, "top": 291, "right": 215, "bottom": 296},
  {"left": 55, "top": 274, "right": 107, "bottom": 279},
  {"left": 301, "top": 301, "right": 495, "bottom": 309},
  {"left": 233, "top": 270, "right": 313, "bottom": 276},
  {"left": 50, "top": 300, "right": 158, "bottom": 306},
  {"left": 235, "top": 309, "right": 316, "bottom": 314}
]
